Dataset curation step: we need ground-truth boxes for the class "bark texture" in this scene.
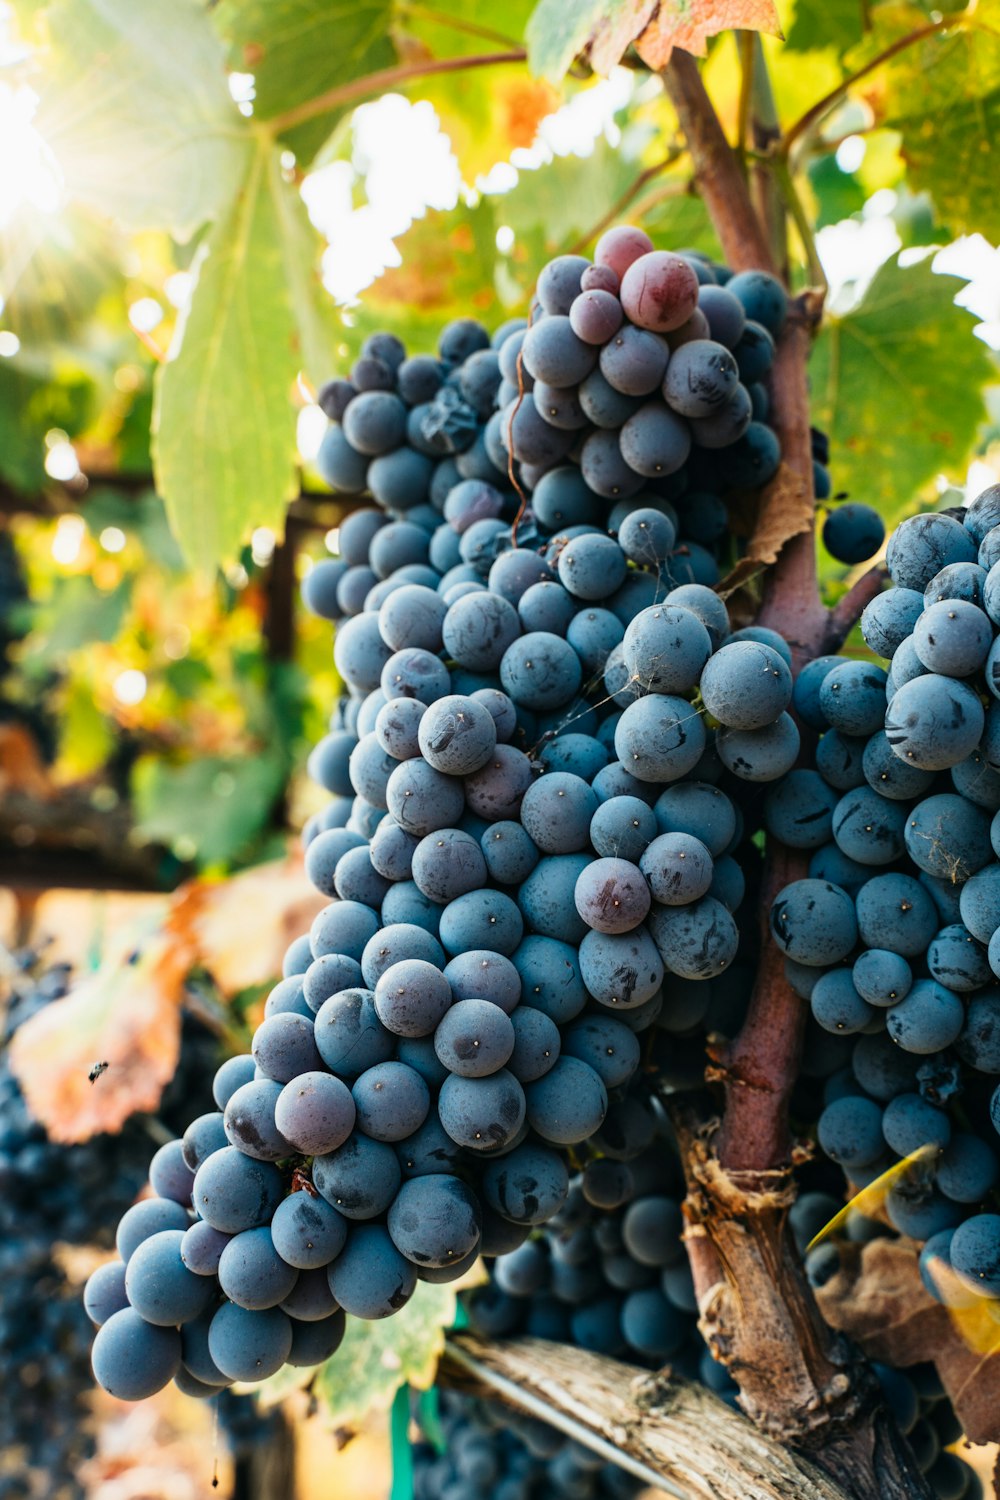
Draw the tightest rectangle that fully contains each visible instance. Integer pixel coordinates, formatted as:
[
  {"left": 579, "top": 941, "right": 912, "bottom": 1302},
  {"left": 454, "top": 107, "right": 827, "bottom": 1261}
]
[{"left": 442, "top": 1334, "right": 850, "bottom": 1500}]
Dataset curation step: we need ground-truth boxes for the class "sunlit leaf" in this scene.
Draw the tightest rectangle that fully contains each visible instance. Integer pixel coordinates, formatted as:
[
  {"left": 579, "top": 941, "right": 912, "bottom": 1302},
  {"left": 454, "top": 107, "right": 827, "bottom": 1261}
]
[
  {"left": 808, "top": 254, "right": 993, "bottom": 520},
  {"left": 152, "top": 143, "right": 305, "bottom": 567},
  {"left": 36, "top": 0, "right": 249, "bottom": 239},
  {"left": 212, "top": 0, "right": 396, "bottom": 166},
  {"left": 806, "top": 1143, "right": 940, "bottom": 1250},
  {"left": 830, "top": 6, "right": 1000, "bottom": 237},
  {"left": 8, "top": 911, "right": 192, "bottom": 1143},
  {"left": 309, "top": 1281, "right": 459, "bottom": 1428}
]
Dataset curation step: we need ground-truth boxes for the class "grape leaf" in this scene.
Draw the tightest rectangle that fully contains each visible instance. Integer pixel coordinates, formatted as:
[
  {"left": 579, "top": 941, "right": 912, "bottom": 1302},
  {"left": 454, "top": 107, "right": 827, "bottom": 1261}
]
[
  {"left": 873, "top": 11, "right": 1000, "bottom": 238},
  {"left": 632, "top": 0, "right": 783, "bottom": 68},
  {"left": 305, "top": 1282, "right": 459, "bottom": 1427},
  {"left": 174, "top": 855, "right": 327, "bottom": 996},
  {"left": 131, "top": 745, "right": 287, "bottom": 868},
  {"left": 808, "top": 255, "right": 992, "bottom": 517},
  {"left": 785, "top": 0, "right": 864, "bottom": 54},
  {"left": 153, "top": 142, "right": 322, "bottom": 567},
  {"left": 34, "top": 0, "right": 248, "bottom": 239},
  {"left": 212, "top": 0, "right": 396, "bottom": 166},
  {"left": 526, "top": 0, "right": 781, "bottom": 81},
  {"left": 817, "top": 1237, "right": 1000, "bottom": 1445},
  {"left": 8, "top": 911, "right": 192, "bottom": 1143},
  {"left": 526, "top": 0, "right": 618, "bottom": 81}
]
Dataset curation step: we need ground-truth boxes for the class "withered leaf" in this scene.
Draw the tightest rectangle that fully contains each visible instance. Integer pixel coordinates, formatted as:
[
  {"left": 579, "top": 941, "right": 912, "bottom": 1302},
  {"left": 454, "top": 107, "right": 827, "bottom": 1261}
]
[
  {"left": 175, "top": 853, "right": 327, "bottom": 996},
  {"left": 634, "top": 0, "right": 783, "bottom": 69},
  {"left": 817, "top": 1238, "right": 1000, "bottom": 1444},
  {"left": 9, "top": 911, "right": 194, "bottom": 1144},
  {"left": 717, "top": 460, "right": 814, "bottom": 597}
]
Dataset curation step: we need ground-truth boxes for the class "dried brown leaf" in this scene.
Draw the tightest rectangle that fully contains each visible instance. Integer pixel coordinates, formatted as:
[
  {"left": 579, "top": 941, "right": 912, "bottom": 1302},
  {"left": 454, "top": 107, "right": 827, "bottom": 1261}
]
[
  {"left": 0, "top": 722, "right": 53, "bottom": 799},
  {"left": 716, "top": 460, "right": 813, "bottom": 596},
  {"left": 175, "top": 853, "right": 327, "bottom": 996},
  {"left": 817, "top": 1238, "right": 1000, "bottom": 1444},
  {"left": 9, "top": 911, "right": 194, "bottom": 1143},
  {"left": 634, "top": 0, "right": 783, "bottom": 69},
  {"left": 588, "top": 1, "right": 657, "bottom": 73}
]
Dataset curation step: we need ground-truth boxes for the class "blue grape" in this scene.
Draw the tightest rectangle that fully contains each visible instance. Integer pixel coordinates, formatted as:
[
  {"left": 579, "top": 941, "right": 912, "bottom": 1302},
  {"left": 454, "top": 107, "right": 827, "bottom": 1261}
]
[
  {"left": 312, "top": 1131, "right": 401, "bottom": 1220},
  {"left": 92, "top": 1309, "right": 181, "bottom": 1400}
]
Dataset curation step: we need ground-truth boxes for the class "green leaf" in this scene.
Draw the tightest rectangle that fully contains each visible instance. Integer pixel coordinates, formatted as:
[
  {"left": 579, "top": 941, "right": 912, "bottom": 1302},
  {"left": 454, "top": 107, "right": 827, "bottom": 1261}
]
[
  {"left": 500, "top": 137, "right": 641, "bottom": 250},
  {"left": 865, "top": 9, "right": 1000, "bottom": 237},
  {"left": 153, "top": 143, "right": 316, "bottom": 568},
  {"left": 526, "top": 0, "right": 610, "bottom": 80},
  {"left": 267, "top": 156, "right": 342, "bottom": 388},
  {"left": 786, "top": 0, "right": 864, "bottom": 54},
  {"left": 807, "top": 155, "right": 866, "bottom": 230},
  {"left": 36, "top": 0, "right": 249, "bottom": 238},
  {"left": 23, "top": 577, "right": 132, "bottom": 668},
  {"left": 306, "top": 1282, "right": 457, "bottom": 1428},
  {"left": 81, "top": 490, "right": 185, "bottom": 571},
  {"left": 212, "top": 0, "right": 396, "bottom": 165},
  {"left": 131, "top": 749, "right": 286, "bottom": 867},
  {"left": 809, "top": 254, "right": 993, "bottom": 518}
]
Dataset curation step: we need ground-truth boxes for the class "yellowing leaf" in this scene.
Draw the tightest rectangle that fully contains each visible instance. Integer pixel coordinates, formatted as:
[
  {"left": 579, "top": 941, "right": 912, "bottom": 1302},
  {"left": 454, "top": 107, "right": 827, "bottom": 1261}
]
[
  {"left": 717, "top": 459, "right": 814, "bottom": 596},
  {"left": 806, "top": 1143, "right": 940, "bottom": 1250},
  {"left": 526, "top": 0, "right": 781, "bottom": 81},
  {"left": 9, "top": 912, "right": 195, "bottom": 1143},
  {"left": 634, "top": 0, "right": 783, "bottom": 68},
  {"left": 309, "top": 1282, "right": 458, "bottom": 1429}
]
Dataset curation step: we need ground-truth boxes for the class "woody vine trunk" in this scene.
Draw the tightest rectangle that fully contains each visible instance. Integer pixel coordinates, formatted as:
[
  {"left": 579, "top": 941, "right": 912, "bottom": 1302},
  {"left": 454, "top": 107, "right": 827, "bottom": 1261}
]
[{"left": 661, "top": 49, "right": 934, "bottom": 1499}]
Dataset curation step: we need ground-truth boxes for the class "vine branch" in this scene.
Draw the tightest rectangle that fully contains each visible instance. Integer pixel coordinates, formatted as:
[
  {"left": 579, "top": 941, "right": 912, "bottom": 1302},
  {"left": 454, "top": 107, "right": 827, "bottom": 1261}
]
[
  {"left": 781, "top": 14, "right": 963, "bottom": 156},
  {"left": 661, "top": 51, "right": 776, "bottom": 274},
  {"left": 441, "top": 1334, "right": 850, "bottom": 1500},
  {"left": 268, "top": 50, "right": 527, "bottom": 135},
  {"left": 826, "top": 566, "right": 886, "bottom": 650}
]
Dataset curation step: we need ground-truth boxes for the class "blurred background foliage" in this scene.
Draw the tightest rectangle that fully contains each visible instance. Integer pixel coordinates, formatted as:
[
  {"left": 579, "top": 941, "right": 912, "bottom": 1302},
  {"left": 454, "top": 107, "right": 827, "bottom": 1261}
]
[{"left": 1, "top": 0, "right": 999, "bottom": 886}]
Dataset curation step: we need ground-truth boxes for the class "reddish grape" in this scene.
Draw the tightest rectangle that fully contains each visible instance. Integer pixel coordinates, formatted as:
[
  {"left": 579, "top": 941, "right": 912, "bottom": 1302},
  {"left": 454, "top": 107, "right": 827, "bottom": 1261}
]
[
  {"left": 620, "top": 251, "right": 700, "bottom": 334},
  {"left": 594, "top": 225, "right": 654, "bottom": 280},
  {"left": 667, "top": 307, "right": 711, "bottom": 349}
]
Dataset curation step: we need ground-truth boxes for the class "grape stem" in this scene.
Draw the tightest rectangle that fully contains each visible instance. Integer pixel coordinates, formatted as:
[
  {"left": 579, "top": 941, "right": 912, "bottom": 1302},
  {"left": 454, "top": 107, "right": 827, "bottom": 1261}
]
[{"left": 826, "top": 566, "right": 887, "bottom": 651}]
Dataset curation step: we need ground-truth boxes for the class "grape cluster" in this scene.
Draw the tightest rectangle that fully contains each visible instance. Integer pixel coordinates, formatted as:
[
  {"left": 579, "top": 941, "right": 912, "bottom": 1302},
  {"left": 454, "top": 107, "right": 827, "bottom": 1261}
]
[
  {"left": 91, "top": 226, "right": 797, "bottom": 1406},
  {"left": 461, "top": 1083, "right": 737, "bottom": 1396},
  {"left": 413, "top": 1391, "right": 641, "bottom": 1500},
  {"left": 767, "top": 489, "right": 1000, "bottom": 1329}
]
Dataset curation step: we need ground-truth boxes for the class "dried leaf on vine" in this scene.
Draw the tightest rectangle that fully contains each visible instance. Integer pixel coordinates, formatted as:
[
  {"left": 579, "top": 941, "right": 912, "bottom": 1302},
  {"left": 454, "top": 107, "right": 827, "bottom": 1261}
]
[
  {"left": 9, "top": 912, "right": 194, "bottom": 1143},
  {"left": 817, "top": 1237, "right": 1000, "bottom": 1444},
  {"left": 634, "top": 0, "right": 783, "bottom": 68},
  {"left": 527, "top": 0, "right": 781, "bottom": 81},
  {"left": 174, "top": 854, "right": 327, "bottom": 996},
  {"left": 716, "top": 460, "right": 814, "bottom": 597}
]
